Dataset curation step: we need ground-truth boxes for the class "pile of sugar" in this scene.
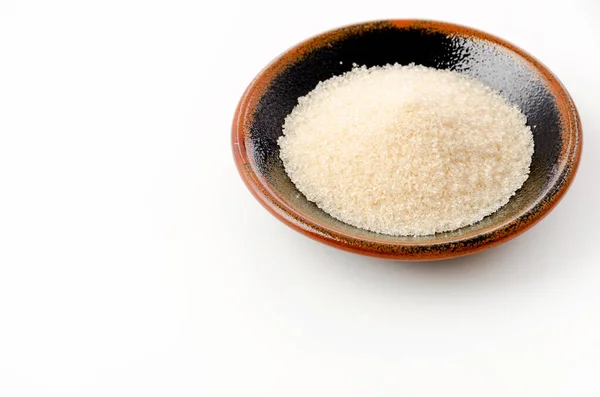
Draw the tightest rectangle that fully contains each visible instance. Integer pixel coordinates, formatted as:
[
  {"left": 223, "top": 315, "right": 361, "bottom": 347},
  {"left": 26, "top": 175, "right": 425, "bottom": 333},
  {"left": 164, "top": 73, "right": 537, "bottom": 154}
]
[{"left": 278, "top": 64, "right": 534, "bottom": 236}]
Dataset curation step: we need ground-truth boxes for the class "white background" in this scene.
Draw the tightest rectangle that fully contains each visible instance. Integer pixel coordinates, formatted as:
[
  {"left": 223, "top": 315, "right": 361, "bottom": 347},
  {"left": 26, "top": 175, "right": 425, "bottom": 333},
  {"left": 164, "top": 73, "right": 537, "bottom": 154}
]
[{"left": 0, "top": 0, "right": 599, "bottom": 395}]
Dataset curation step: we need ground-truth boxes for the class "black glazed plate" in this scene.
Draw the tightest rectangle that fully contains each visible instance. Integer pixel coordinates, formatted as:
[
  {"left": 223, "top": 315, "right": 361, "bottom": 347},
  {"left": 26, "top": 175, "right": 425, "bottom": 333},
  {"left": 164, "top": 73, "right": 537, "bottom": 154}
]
[{"left": 232, "top": 20, "right": 581, "bottom": 260}]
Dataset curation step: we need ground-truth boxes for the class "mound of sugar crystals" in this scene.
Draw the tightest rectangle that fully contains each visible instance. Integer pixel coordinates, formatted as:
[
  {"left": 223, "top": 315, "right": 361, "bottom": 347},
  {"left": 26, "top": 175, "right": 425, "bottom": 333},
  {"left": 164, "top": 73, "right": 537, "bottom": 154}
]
[{"left": 278, "top": 64, "right": 534, "bottom": 236}]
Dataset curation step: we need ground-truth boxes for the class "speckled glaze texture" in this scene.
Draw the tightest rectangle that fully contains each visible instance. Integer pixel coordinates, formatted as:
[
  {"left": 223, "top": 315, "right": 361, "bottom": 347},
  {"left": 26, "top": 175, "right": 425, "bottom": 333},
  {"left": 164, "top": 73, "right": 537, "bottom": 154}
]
[{"left": 232, "top": 20, "right": 582, "bottom": 260}]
